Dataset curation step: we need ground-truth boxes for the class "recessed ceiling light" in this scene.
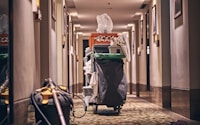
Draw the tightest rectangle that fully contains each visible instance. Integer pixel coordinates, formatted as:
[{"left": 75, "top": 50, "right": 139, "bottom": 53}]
[
  {"left": 134, "top": 12, "right": 142, "bottom": 16},
  {"left": 74, "top": 24, "right": 81, "bottom": 28},
  {"left": 127, "top": 24, "right": 134, "bottom": 27}
]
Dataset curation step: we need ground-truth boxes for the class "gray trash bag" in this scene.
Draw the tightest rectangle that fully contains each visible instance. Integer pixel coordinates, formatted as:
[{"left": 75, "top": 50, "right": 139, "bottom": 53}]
[
  {"left": 96, "top": 13, "right": 113, "bottom": 33},
  {"left": 95, "top": 59, "right": 127, "bottom": 106},
  {"left": 117, "top": 74, "right": 128, "bottom": 101}
]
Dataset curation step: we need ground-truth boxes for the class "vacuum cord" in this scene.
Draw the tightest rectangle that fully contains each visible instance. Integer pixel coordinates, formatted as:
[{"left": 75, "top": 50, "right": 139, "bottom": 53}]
[
  {"left": 31, "top": 92, "right": 51, "bottom": 125},
  {"left": 51, "top": 80, "right": 87, "bottom": 119},
  {"left": 0, "top": 115, "right": 8, "bottom": 125}
]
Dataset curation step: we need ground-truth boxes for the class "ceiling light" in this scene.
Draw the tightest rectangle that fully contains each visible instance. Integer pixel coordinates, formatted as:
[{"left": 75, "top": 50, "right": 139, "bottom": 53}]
[
  {"left": 127, "top": 24, "right": 134, "bottom": 27},
  {"left": 70, "top": 12, "right": 78, "bottom": 17},
  {"left": 82, "top": 33, "right": 91, "bottom": 36},
  {"left": 133, "top": 12, "right": 142, "bottom": 16},
  {"left": 77, "top": 32, "right": 83, "bottom": 35},
  {"left": 74, "top": 24, "right": 81, "bottom": 28}
]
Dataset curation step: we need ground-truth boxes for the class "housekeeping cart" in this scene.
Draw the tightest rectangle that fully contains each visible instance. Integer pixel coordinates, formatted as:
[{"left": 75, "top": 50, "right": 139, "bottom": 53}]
[{"left": 83, "top": 33, "right": 128, "bottom": 114}]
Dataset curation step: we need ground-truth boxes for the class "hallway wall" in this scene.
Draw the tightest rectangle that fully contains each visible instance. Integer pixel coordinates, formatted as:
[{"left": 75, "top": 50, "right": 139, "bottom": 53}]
[
  {"left": 170, "top": 0, "right": 200, "bottom": 120},
  {"left": 131, "top": 21, "right": 140, "bottom": 96},
  {"left": 40, "top": 0, "right": 58, "bottom": 84},
  {"left": 131, "top": 0, "right": 200, "bottom": 121},
  {"left": 170, "top": 0, "right": 190, "bottom": 118},
  {"left": 134, "top": 0, "right": 165, "bottom": 106},
  {"left": 50, "top": 29, "right": 58, "bottom": 82},
  {"left": 40, "top": 0, "right": 50, "bottom": 84},
  {"left": 170, "top": 0, "right": 190, "bottom": 90},
  {"left": 150, "top": 0, "right": 162, "bottom": 88},
  {"left": 138, "top": 14, "right": 147, "bottom": 88},
  {"left": 49, "top": 0, "right": 58, "bottom": 83},
  {"left": 188, "top": 0, "right": 200, "bottom": 120},
  {"left": 188, "top": 0, "right": 200, "bottom": 90},
  {"left": 56, "top": 0, "right": 63, "bottom": 85},
  {"left": 12, "top": 0, "right": 62, "bottom": 124},
  {"left": 132, "top": 0, "right": 167, "bottom": 105},
  {"left": 77, "top": 35, "right": 87, "bottom": 91},
  {"left": 136, "top": 0, "right": 172, "bottom": 108},
  {"left": 130, "top": 25, "right": 137, "bottom": 93},
  {"left": 77, "top": 35, "right": 84, "bottom": 84},
  {"left": 13, "top": 0, "right": 36, "bottom": 124}
]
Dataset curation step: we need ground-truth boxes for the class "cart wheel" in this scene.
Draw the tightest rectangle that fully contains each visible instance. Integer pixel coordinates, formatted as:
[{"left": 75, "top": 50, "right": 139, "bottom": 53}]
[
  {"left": 113, "top": 106, "right": 117, "bottom": 111},
  {"left": 117, "top": 106, "right": 121, "bottom": 114},
  {"left": 114, "top": 106, "right": 121, "bottom": 114},
  {"left": 84, "top": 104, "right": 87, "bottom": 111},
  {"left": 93, "top": 105, "right": 98, "bottom": 114}
]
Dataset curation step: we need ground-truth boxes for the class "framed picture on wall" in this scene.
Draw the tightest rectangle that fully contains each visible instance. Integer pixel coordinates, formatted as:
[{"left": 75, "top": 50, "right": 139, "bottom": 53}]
[
  {"left": 152, "top": 5, "right": 156, "bottom": 35},
  {"left": 51, "top": 0, "right": 56, "bottom": 21},
  {"left": 132, "top": 31, "right": 134, "bottom": 54},
  {"left": 174, "top": 0, "right": 182, "bottom": 19},
  {"left": 140, "top": 20, "right": 143, "bottom": 44}
]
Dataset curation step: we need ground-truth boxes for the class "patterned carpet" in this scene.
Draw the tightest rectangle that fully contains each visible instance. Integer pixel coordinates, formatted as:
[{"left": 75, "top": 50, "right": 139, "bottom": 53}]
[
  {"left": 70, "top": 94, "right": 187, "bottom": 125},
  {"left": 28, "top": 94, "right": 200, "bottom": 125}
]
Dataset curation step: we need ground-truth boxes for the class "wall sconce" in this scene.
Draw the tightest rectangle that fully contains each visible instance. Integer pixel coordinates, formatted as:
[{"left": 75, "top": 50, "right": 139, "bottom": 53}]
[
  {"left": 32, "top": 0, "right": 39, "bottom": 12},
  {"left": 62, "top": 35, "right": 66, "bottom": 48},
  {"left": 137, "top": 46, "right": 141, "bottom": 56},
  {"left": 76, "top": 55, "right": 79, "bottom": 62},
  {"left": 36, "top": 0, "right": 40, "bottom": 9},
  {"left": 32, "top": 0, "right": 42, "bottom": 21},
  {"left": 153, "top": 34, "right": 159, "bottom": 47}
]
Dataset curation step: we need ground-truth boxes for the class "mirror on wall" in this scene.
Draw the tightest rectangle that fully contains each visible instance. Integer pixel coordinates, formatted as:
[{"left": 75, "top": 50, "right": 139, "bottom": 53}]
[{"left": 0, "top": 0, "right": 9, "bottom": 124}]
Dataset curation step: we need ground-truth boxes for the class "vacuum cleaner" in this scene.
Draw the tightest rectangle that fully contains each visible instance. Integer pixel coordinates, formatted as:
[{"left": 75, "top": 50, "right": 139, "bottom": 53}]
[{"left": 31, "top": 78, "right": 73, "bottom": 125}]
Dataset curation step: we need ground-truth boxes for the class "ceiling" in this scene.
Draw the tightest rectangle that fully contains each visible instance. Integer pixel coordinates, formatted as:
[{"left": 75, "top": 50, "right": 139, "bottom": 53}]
[{"left": 66, "top": 0, "right": 151, "bottom": 35}]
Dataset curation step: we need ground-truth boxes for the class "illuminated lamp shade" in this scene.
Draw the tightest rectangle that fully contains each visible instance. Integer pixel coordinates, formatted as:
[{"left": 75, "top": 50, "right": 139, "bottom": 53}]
[
  {"left": 36, "top": 0, "right": 40, "bottom": 8},
  {"left": 32, "top": 0, "right": 40, "bottom": 12},
  {"left": 32, "top": 0, "right": 42, "bottom": 21}
]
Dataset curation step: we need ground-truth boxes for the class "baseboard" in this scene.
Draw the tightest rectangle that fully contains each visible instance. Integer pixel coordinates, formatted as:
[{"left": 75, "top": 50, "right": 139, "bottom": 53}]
[
  {"left": 172, "top": 88, "right": 200, "bottom": 121},
  {"left": 131, "top": 84, "right": 171, "bottom": 108},
  {"left": 13, "top": 98, "right": 30, "bottom": 125}
]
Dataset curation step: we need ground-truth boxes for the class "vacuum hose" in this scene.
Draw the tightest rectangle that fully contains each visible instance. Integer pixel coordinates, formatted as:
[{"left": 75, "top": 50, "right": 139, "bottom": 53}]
[
  {"left": 0, "top": 79, "right": 8, "bottom": 93},
  {"left": 31, "top": 92, "right": 51, "bottom": 125},
  {"left": 49, "top": 79, "right": 66, "bottom": 125}
]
